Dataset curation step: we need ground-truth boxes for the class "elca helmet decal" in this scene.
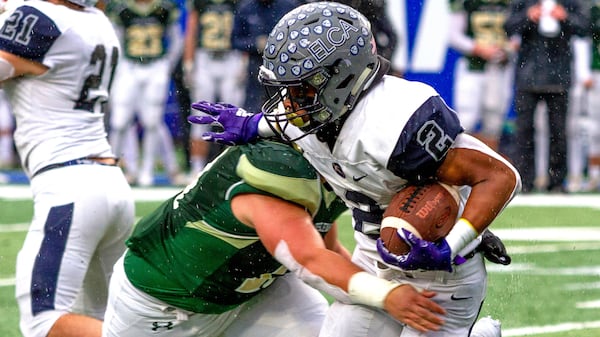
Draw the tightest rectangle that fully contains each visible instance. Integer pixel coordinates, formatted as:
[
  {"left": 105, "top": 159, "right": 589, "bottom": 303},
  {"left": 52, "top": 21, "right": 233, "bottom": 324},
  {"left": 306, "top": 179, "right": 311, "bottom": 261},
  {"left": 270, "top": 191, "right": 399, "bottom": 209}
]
[{"left": 265, "top": 3, "right": 371, "bottom": 77}]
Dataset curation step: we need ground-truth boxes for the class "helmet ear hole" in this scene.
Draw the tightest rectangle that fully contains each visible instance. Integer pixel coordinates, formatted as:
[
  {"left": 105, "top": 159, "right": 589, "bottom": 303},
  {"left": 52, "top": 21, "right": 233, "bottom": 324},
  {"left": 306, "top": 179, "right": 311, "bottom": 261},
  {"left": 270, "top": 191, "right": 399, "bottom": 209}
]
[{"left": 337, "top": 75, "right": 354, "bottom": 89}]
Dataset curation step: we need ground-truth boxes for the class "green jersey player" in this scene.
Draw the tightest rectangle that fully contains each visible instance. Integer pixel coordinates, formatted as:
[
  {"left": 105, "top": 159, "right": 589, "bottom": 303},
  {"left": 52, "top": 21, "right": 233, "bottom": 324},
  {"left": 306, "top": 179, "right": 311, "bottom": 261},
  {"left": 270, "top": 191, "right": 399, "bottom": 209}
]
[{"left": 102, "top": 140, "right": 446, "bottom": 337}]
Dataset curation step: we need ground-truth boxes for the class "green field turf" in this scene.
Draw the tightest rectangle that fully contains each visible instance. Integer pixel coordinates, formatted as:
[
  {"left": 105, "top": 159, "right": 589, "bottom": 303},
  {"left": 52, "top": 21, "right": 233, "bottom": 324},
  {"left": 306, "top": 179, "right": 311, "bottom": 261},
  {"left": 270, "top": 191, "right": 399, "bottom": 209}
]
[{"left": 1, "top": 189, "right": 600, "bottom": 336}]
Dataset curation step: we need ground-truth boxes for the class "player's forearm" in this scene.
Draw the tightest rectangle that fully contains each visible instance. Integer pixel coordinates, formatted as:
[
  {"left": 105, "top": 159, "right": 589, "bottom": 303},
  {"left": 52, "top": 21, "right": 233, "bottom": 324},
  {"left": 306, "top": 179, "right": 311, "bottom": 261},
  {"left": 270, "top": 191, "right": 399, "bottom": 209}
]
[
  {"left": 293, "top": 247, "right": 403, "bottom": 308},
  {"left": 460, "top": 164, "right": 518, "bottom": 232}
]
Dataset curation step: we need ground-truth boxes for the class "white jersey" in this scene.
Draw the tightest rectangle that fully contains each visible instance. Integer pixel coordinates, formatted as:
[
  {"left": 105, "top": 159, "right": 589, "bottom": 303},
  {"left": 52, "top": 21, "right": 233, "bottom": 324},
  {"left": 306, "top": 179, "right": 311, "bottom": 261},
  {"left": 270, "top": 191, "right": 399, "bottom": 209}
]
[
  {"left": 0, "top": 1, "right": 120, "bottom": 176},
  {"left": 289, "top": 75, "right": 512, "bottom": 260},
  {"left": 290, "top": 76, "right": 462, "bottom": 234}
]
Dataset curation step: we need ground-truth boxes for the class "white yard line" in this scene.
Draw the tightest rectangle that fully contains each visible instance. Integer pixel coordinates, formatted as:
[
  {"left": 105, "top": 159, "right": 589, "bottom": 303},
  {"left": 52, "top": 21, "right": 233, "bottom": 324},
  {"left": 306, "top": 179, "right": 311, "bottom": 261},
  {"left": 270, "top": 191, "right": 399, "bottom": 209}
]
[
  {"left": 2, "top": 185, "right": 600, "bottom": 205},
  {"left": 0, "top": 185, "right": 180, "bottom": 201},
  {"left": 503, "top": 321, "right": 600, "bottom": 336}
]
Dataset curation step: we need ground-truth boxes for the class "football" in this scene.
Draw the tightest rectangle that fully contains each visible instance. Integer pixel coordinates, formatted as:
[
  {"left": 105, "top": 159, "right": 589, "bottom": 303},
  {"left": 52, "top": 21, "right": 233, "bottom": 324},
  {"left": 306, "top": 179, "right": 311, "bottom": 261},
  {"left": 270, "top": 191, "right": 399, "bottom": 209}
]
[{"left": 379, "top": 182, "right": 460, "bottom": 255}]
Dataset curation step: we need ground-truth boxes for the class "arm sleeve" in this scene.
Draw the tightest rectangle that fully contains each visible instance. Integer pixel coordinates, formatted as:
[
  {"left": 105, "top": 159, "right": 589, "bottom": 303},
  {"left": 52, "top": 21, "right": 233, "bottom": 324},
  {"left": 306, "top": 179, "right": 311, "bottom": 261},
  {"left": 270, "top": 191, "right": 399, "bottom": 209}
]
[
  {"left": 572, "top": 36, "right": 592, "bottom": 83},
  {"left": 448, "top": 11, "right": 475, "bottom": 55},
  {"left": 0, "top": 6, "right": 61, "bottom": 62},
  {"left": 166, "top": 22, "right": 184, "bottom": 72},
  {"left": 386, "top": 96, "right": 464, "bottom": 182}
]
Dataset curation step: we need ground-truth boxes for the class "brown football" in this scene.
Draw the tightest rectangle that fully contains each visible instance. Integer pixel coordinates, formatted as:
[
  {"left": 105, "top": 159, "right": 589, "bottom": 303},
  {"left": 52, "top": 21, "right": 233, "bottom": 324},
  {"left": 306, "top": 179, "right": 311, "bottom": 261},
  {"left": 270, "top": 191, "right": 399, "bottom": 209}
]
[{"left": 379, "top": 182, "right": 460, "bottom": 255}]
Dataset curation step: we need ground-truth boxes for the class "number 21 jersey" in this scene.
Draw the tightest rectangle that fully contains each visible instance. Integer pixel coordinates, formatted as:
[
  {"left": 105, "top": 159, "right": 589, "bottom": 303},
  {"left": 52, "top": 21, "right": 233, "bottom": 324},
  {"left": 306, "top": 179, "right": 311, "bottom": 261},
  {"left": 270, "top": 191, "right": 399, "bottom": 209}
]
[{"left": 0, "top": 1, "right": 120, "bottom": 176}]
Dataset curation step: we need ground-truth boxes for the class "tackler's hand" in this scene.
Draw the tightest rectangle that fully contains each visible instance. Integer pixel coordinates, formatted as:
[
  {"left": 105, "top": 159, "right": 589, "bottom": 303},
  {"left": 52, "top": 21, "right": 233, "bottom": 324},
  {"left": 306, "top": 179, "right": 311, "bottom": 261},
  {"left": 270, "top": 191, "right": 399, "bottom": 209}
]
[{"left": 188, "top": 101, "right": 263, "bottom": 145}]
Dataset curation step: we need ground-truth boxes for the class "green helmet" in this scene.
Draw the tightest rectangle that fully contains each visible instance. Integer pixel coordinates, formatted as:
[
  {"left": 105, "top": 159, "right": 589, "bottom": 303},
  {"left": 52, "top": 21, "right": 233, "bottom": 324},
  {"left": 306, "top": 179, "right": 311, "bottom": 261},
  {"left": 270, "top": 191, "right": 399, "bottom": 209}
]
[{"left": 259, "top": 1, "right": 380, "bottom": 139}]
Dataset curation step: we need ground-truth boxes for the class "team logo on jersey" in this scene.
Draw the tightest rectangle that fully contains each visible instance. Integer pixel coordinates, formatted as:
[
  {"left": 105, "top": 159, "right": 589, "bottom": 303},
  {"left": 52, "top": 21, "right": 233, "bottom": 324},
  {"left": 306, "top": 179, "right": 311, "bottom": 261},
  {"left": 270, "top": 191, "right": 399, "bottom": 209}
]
[
  {"left": 151, "top": 321, "right": 174, "bottom": 331},
  {"left": 332, "top": 162, "right": 345, "bottom": 178}
]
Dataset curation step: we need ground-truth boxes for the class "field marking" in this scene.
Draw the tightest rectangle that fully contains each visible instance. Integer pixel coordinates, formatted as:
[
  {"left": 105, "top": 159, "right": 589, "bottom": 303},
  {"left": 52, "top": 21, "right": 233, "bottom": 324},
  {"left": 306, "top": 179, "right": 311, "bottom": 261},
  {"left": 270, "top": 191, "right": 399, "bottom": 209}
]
[
  {"left": 0, "top": 185, "right": 180, "bottom": 201},
  {"left": 2, "top": 185, "right": 600, "bottom": 205},
  {"left": 503, "top": 320, "right": 600, "bottom": 336},
  {"left": 493, "top": 228, "right": 600, "bottom": 242}
]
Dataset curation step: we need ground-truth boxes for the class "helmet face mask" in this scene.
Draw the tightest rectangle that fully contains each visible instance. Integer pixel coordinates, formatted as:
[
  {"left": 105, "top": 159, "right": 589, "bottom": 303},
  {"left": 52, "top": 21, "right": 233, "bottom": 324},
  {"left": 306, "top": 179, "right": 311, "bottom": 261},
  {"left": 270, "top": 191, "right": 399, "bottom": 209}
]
[
  {"left": 261, "top": 65, "right": 334, "bottom": 140},
  {"left": 260, "top": 1, "right": 379, "bottom": 139}
]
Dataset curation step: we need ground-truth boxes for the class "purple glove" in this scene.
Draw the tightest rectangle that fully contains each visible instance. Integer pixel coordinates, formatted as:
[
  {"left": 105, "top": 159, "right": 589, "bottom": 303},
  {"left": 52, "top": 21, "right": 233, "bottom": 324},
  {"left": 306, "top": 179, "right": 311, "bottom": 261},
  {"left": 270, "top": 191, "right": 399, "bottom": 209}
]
[
  {"left": 376, "top": 228, "right": 465, "bottom": 272},
  {"left": 187, "top": 101, "right": 263, "bottom": 145}
]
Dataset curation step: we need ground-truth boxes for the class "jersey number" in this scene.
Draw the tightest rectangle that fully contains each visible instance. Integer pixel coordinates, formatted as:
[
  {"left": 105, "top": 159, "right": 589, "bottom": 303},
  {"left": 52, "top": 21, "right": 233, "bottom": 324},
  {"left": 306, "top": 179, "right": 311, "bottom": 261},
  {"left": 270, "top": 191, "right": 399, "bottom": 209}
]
[
  {"left": 235, "top": 265, "right": 287, "bottom": 294},
  {"left": 74, "top": 45, "right": 119, "bottom": 113},
  {"left": 199, "top": 11, "right": 234, "bottom": 50},
  {"left": 417, "top": 120, "right": 453, "bottom": 161},
  {"left": 0, "top": 10, "right": 38, "bottom": 44}
]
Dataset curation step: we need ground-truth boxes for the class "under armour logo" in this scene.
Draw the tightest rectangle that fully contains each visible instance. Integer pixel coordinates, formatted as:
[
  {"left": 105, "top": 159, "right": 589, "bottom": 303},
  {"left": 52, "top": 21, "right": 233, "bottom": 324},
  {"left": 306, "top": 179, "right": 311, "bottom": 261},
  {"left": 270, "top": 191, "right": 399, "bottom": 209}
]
[{"left": 152, "top": 321, "right": 174, "bottom": 331}]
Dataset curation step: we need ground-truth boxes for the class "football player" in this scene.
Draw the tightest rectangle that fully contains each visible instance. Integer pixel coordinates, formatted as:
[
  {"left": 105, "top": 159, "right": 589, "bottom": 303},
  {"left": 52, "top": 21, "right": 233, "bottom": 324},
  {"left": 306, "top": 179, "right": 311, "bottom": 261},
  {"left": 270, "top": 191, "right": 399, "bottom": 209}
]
[
  {"left": 448, "top": 0, "right": 515, "bottom": 151},
  {"left": 0, "top": 1, "right": 135, "bottom": 337},
  {"left": 106, "top": 0, "right": 183, "bottom": 186},
  {"left": 0, "top": 89, "right": 13, "bottom": 169},
  {"left": 102, "top": 140, "right": 446, "bottom": 337},
  {"left": 188, "top": 2, "right": 521, "bottom": 336},
  {"left": 567, "top": 2, "right": 600, "bottom": 192},
  {"left": 183, "top": 0, "right": 246, "bottom": 178}
]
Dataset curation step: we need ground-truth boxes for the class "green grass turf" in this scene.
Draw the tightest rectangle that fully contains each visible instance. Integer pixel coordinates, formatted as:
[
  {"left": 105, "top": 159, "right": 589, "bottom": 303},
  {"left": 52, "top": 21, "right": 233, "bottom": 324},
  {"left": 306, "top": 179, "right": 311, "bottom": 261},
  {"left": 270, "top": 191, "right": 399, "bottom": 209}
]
[{"left": 1, "top": 199, "right": 600, "bottom": 336}]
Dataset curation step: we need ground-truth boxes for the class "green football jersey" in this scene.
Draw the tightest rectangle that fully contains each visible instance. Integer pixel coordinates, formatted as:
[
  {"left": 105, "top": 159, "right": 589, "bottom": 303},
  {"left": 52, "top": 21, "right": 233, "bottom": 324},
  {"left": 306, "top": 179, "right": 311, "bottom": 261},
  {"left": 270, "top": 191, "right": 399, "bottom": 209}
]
[
  {"left": 188, "top": 0, "right": 237, "bottom": 51},
  {"left": 591, "top": 1, "right": 600, "bottom": 70},
  {"left": 124, "top": 141, "right": 347, "bottom": 314},
  {"left": 106, "top": 0, "right": 180, "bottom": 63},
  {"left": 450, "top": 0, "right": 511, "bottom": 71}
]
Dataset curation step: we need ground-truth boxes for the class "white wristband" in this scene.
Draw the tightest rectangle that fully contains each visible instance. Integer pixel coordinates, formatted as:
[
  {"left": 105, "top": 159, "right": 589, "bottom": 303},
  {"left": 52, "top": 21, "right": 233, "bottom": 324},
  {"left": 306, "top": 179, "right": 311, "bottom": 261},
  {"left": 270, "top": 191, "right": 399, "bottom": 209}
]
[
  {"left": 446, "top": 218, "right": 478, "bottom": 258},
  {"left": 348, "top": 272, "right": 403, "bottom": 308}
]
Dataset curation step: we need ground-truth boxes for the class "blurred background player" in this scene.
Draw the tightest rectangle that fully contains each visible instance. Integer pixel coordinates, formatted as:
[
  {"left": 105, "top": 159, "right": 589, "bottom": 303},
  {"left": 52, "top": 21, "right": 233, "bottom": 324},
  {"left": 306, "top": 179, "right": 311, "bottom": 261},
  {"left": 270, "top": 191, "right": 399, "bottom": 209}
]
[
  {"left": 183, "top": 0, "right": 245, "bottom": 178},
  {"left": 567, "top": 0, "right": 600, "bottom": 192},
  {"left": 504, "top": 0, "right": 589, "bottom": 193},
  {"left": 333, "top": 0, "right": 400, "bottom": 74},
  {"left": 231, "top": 0, "right": 300, "bottom": 114},
  {"left": 449, "top": 0, "right": 514, "bottom": 152},
  {"left": 102, "top": 138, "right": 446, "bottom": 337},
  {"left": 106, "top": 0, "right": 183, "bottom": 186},
  {"left": 0, "top": 0, "right": 135, "bottom": 336},
  {"left": 0, "top": 89, "right": 14, "bottom": 170}
]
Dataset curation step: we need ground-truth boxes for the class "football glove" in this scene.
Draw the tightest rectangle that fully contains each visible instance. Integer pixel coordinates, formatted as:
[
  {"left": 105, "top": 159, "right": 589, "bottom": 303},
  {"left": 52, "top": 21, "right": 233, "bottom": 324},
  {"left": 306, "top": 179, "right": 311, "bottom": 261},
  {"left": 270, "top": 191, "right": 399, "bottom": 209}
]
[
  {"left": 188, "top": 101, "right": 262, "bottom": 146},
  {"left": 376, "top": 228, "right": 466, "bottom": 272},
  {"left": 476, "top": 230, "right": 511, "bottom": 265}
]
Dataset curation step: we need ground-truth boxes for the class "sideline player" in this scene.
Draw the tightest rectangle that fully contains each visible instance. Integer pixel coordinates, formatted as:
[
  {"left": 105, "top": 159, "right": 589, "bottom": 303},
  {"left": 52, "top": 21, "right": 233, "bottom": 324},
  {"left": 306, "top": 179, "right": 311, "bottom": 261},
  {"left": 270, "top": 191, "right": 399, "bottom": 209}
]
[
  {"left": 448, "top": 0, "right": 514, "bottom": 151},
  {"left": 183, "top": 0, "right": 245, "bottom": 178},
  {"left": 102, "top": 139, "right": 446, "bottom": 337},
  {"left": 106, "top": 0, "right": 183, "bottom": 186},
  {"left": 0, "top": 1, "right": 135, "bottom": 336},
  {"left": 567, "top": 3, "right": 600, "bottom": 192},
  {"left": 189, "top": 2, "right": 521, "bottom": 336}
]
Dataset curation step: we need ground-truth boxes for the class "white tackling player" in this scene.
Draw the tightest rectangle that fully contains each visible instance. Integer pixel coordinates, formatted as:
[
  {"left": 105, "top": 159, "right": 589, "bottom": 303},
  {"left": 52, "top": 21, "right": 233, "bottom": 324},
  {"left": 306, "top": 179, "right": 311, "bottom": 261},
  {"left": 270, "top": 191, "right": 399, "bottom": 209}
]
[
  {"left": 0, "top": 1, "right": 135, "bottom": 336},
  {"left": 106, "top": 0, "right": 183, "bottom": 186},
  {"left": 190, "top": 2, "right": 521, "bottom": 336},
  {"left": 448, "top": 0, "right": 515, "bottom": 151}
]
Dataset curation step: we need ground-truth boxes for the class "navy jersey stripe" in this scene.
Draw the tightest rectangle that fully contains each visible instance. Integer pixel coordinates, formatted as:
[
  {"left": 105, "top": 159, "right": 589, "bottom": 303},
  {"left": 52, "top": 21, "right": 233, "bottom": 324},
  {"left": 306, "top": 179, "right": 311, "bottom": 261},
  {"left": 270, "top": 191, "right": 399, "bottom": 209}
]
[
  {"left": 388, "top": 96, "right": 463, "bottom": 182},
  {"left": 31, "top": 203, "right": 74, "bottom": 315},
  {"left": 0, "top": 6, "right": 61, "bottom": 63}
]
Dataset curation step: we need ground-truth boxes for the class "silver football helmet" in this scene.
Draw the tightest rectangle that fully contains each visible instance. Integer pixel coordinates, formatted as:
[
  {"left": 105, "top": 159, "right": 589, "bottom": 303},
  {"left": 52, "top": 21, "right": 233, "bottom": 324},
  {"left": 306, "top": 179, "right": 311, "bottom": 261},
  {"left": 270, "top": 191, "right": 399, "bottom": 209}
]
[
  {"left": 66, "top": 0, "right": 98, "bottom": 7},
  {"left": 260, "top": 1, "right": 380, "bottom": 139}
]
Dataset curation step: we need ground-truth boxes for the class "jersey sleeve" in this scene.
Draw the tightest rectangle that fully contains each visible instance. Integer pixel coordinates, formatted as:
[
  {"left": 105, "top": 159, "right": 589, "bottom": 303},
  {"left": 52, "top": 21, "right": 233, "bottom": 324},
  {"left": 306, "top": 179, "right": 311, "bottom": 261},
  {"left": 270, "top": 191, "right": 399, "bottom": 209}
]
[
  {"left": 0, "top": 5, "right": 61, "bottom": 62},
  {"left": 229, "top": 141, "right": 324, "bottom": 216},
  {"left": 387, "top": 95, "right": 464, "bottom": 182}
]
